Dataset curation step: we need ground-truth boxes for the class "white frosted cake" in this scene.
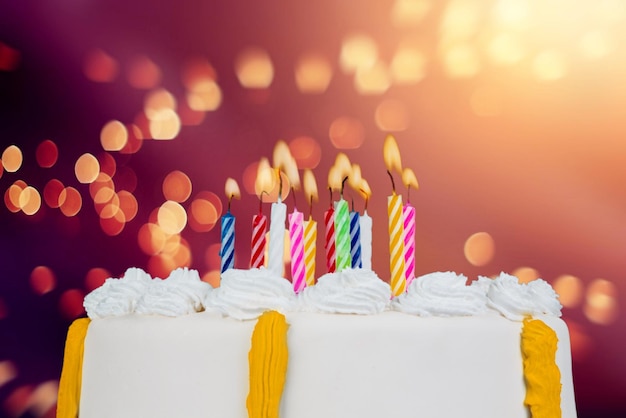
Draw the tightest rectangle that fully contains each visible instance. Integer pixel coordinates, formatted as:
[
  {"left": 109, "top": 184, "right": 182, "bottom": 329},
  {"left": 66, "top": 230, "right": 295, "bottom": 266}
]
[{"left": 58, "top": 268, "right": 577, "bottom": 418}]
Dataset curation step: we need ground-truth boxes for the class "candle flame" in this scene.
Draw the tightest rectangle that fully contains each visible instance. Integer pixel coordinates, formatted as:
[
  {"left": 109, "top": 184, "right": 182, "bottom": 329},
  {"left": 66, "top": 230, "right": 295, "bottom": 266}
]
[
  {"left": 359, "top": 179, "right": 371, "bottom": 199},
  {"left": 303, "top": 169, "right": 318, "bottom": 202},
  {"left": 285, "top": 155, "right": 301, "bottom": 190},
  {"left": 383, "top": 134, "right": 402, "bottom": 173},
  {"left": 348, "top": 163, "right": 362, "bottom": 191},
  {"left": 225, "top": 177, "right": 241, "bottom": 199},
  {"left": 402, "top": 168, "right": 419, "bottom": 190},
  {"left": 334, "top": 153, "right": 352, "bottom": 179},
  {"left": 255, "top": 157, "right": 274, "bottom": 197},
  {"left": 328, "top": 165, "right": 342, "bottom": 191},
  {"left": 272, "top": 140, "right": 291, "bottom": 171}
]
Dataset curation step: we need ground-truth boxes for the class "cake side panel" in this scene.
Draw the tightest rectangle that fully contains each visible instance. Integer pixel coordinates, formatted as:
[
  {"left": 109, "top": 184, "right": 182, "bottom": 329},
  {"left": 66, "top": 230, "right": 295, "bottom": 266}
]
[
  {"left": 79, "top": 313, "right": 254, "bottom": 418},
  {"left": 282, "top": 312, "right": 530, "bottom": 418}
]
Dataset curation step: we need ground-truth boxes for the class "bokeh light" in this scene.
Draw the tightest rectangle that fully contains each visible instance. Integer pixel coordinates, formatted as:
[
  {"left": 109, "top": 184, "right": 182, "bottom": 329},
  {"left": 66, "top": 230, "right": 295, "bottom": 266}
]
[
  {"left": 289, "top": 136, "right": 322, "bottom": 169},
  {"left": 117, "top": 190, "right": 138, "bottom": 222},
  {"left": 84, "top": 267, "right": 111, "bottom": 292},
  {"left": 584, "top": 278, "right": 619, "bottom": 325},
  {"left": 18, "top": 186, "right": 41, "bottom": 216},
  {"left": 97, "top": 152, "right": 117, "bottom": 178},
  {"left": 74, "top": 153, "right": 100, "bottom": 184},
  {"left": 553, "top": 274, "right": 584, "bottom": 308},
  {"left": 390, "top": 45, "right": 427, "bottom": 85},
  {"left": 2, "top": 145, "right": 23, "bottom": 173},
  {"left": 100, "top": 209, "right": 126, "bottom": 236},
  {"left": 58, "top": 289, "right": 85, "bottom": 319},
  {"left": 186, "top": 79, "right": 222, "bottom": 111},
  {"left": 162, "top": 170, "right": 192, "bottom": 203},
  {"left": 329, "top": 116, "right": 365, "bottom": 149},
  {"left": 204, "top": 243, "right": 222, "bottom": 271},
  {"left": 100, "top": 120, "right": 128, "bottom": 151},
  {"left": 512, "top": 266, "right": 540, "bottom": 283},
  {"left": 157, "top": 200, "right": 187, "bottom": 235},
  {"left": 35, "top": 139, "right": 58, "bottom": 168},
  {"left": 188, "top": 192, "right": 219, "bottom": 233},
  {"left": 29, "top": 266, "right": 56, "bottom": 295},
  {"left": 340, "top": 34, "right": 378, "bottom": 74},
  {"left": 83, "top": 48, "right": 119, "bottom": 82},
  {"left": 28, "top": 380, "right": 58, "bottom": 417},
  {"left": 463, "top": 232, "right": 495, "bottom": 267},
  {"left": 202, "top": 270, "right": 220, "bottom": 288},
  {"left": 442, "top": 43, "right": 481, "bottom": 79},
  {"left": 119, "top": 124, "right": 144, "bottom": 154},
  {"left": 126, "top": 55, "right": 162, "bottom": 89},
  {"left": 294, "top": 53, "right": 333, "bottom": 94},
  {"left": 375, "top": 99, "right": 410, "bottom": 132},
  {"left": 235, "top": 47, "right": 274, "bottom": 88},
  {"left": 3, "top": 385, "right": 31, "bottom": 418},
  {"left": 149, "top": 109, "right": 181, "bottom": 140},
  {"left": 89, "top": 173, "right": 115, "bottom": 204},
  {"left": 58, "top": 187, "right": 82, "bottom": 217},
  {"left": 0, "top": 41, "right": 20, "bottom": 71},
  {"left": 144, "top": 88, "right": 177, "bottom": 119},
  {"left": 390, "top": 0, "right": 431, "bottom": 28},
  {"left": 0, "top": 361, "right": 17, "bottom": 388},
  {"left": 138, "top": 223, "right": 167, "bottom": 255},
  {"left": 532, "top": 50, "right": 567, "bottom": 81}
]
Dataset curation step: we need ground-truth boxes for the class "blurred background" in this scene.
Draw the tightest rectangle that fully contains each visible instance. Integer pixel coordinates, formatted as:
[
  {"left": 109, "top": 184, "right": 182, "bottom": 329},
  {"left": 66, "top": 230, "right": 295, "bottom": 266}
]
[{"left": 0, "top": 0, "right": 624, "bottom": 416}]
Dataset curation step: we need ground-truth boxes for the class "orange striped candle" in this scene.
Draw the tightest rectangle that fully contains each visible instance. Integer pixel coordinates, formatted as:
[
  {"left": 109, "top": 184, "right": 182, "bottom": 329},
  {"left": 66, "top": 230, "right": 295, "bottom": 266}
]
[{"left": 388, "top": 192, "right": 406, "bottom": 296}]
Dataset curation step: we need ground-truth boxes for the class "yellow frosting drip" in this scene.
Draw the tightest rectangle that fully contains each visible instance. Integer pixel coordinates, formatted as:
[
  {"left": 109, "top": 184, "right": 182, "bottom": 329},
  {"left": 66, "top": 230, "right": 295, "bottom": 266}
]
[
  {"left": 521, "top": 318, "right": 562, "bottom": 418},
  {"left": 247, "top": 311, "right": 289, "bottom": 418},
  {"left": 57, "top": 318, "right": 91, "bottom": 418}
]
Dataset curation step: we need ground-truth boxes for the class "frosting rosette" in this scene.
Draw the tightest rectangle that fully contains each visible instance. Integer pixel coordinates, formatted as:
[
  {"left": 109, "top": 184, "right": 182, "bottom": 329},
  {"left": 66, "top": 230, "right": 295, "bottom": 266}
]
[
  {"left": 205, "top": 267, "right": 297, "bottom": 320},
  {"left": 135, "top": 267, "right": 212, "bottom": 317},
  {"left": 298, "top": 268, "right": 391, "bottom": 314},
  {"left": 392, "top": 271, "right": 488, "bottom": 316},
  {"left": 84, "top": 267, "right": 152, "bottom": 319},
  {"left": 485, "top": 272, "right": 562, "bottom": 320}
]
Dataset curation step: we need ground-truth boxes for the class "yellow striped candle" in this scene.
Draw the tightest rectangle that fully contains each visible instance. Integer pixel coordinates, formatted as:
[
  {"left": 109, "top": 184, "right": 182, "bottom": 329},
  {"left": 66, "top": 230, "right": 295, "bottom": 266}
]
[
  {"left": 388, "top": 192, "right": 406, "bottom": 296},
  {"left": 303, "top": 216, "right": 317, "bottom": 286}
]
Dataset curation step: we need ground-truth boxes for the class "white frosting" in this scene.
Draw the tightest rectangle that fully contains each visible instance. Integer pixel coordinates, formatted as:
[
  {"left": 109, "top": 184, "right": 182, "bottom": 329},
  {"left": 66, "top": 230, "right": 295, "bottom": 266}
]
[
  {"left": 298, "top": 268, "right": 391, "bottom": 314},
  {"left": 84, "top": 267, "right": 153, "bottom": 319},
  {"left": 392, "top": 271, "right": 489, "bottom": 316},
  {"left": 205, "top": 267, "right": 297, "bottom": 320},
  {"left": 135, "top": 268, "right": 212, "bottom": 317},
  {"left": 485, "top": 272, "right": 562, "bottom": 320}
]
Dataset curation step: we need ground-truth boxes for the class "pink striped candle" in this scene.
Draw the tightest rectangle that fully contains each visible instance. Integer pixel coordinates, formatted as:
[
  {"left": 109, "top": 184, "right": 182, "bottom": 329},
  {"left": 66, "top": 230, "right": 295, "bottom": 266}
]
[
  {"left": 402, "top": 203, "right": 416, "bottom": 288},
  {"left": 324, "top": 206, "right": 336, "bottom": 273},
  {"left": 250, "top": 212, "right": 267, "bottom": 268},
  {"left": 289, "top": 210, "right": 306, "bottom": 293}
]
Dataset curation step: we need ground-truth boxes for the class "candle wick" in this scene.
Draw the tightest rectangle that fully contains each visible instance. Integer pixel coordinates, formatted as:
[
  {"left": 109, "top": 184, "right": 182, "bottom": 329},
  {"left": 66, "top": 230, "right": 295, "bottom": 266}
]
[
  {"left": 277, "top": 169, "right": 283, "bottom": 202},
  {"left": 309, "top": 195, "right": 313, "bottom": 219},
  {"left": 328, "top": 187, "right": 333, "bottom": 209},
  {"left": 259, "top": 191, "right": 268, "bottom": 214},
  {"left": 341, "top": 176, "right": 348, "bottom": 198},
  {"left": 407, "top": 185, "right": 411, "bottom": 204},
  {"left": 228, "top": 195, "right": 233, "bottom": 212},
  {"left": 387, "top": 170, "right": 396, "bottom": 195},
  {"left": 351, "top": 197, "right": 354, "bottom": 212},
  {"left": 292, "top": 187, "right": 297, "bottom": 209}
]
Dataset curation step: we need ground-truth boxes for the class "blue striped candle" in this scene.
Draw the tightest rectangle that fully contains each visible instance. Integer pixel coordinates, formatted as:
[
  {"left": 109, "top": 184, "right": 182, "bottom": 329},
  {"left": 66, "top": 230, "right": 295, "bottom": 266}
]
[
  {"left": 220, "top": 212, "right": 235, "bottom": 273},
  {"left": 349, "top": 210, "right": 362, "bottom": 268}
]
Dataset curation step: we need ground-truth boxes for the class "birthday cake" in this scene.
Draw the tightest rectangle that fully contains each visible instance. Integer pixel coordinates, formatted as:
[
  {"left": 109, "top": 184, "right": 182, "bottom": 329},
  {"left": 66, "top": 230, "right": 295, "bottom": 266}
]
[{"left": 58, "top": 267, "right": 577, "bottom": 418}]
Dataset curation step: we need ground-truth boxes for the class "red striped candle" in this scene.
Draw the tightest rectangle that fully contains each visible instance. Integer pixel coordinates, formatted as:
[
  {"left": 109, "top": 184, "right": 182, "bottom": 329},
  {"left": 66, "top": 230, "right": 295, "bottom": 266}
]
[{"left": 250, "top": 212, "right": 267, "bottom": 268}]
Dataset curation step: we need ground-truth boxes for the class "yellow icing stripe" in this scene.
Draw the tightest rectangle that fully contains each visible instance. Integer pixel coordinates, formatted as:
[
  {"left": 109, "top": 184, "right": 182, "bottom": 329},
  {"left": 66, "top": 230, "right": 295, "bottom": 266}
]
[
  {"left": 57, "top": 318, "right": 91, "bottom": 418},
  {"left": 521, "top": 318, "right": 562, "bottom": 418},
  {"left": 247, "top": 311, "right": 289, "bottom": 418}
]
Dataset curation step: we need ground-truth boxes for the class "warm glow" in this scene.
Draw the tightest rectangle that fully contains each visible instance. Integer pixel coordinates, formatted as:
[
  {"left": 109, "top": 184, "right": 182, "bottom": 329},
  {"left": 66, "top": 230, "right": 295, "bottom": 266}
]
[
  {"left": 442, "top": 43, "right": 481, "bottom": 79},
  {"left": 59, "top": 187, "right": 82, "bottom": 216},
  {"left": 0, "top": 361, "right": 17, "bottom": 388},
  {"left": 162, "top": 170, "right": 192, "bottom": 203},
  {"left": 289, "top": 136, "right": 322, "bottom": 169},
  {"left": 383, "top": 134, "right": 403, "bottom": 173},
  {"left": 584, "top": 278, "right": 619, "bottom": 325},
  {"left": 29, "top": 380, "right": 59, "bottom": 416},
  {"left": 84, "top": 267, "right": 111, "bottom": 292},
  {"left": 144, "top": 88, "right": 177, "bottom": 120},
  {"left": 491, "top": 0, "right": 530, "bottom": 29},
  {"left": 532, "top": 50, "right": 567, "bottom": 81},
  {"left": 272, "top": 140, "right": 292, "bottom": 172},
  {"left": 553, "top": 274, "right": 584, "bottom": 308},
  {"left": 329, "top": 116, "right": 365, "bottom": 149},
  {"left": 2, "top": 145, "right": 22, "bottom": 173},
  {"left": 512, "top": 266, "right": 540, "bottom": 283},
  {"left": 202, "top": 270, "right": 221, "bottom": 288},
  {"left": 225, "top": 178, "right": 241, "bottom": 200},
  {"left": 340, "top": 34, "right": 378, "bottom": 74},
  {"left": 354, "top": 62, "right": 391, "bottom": 95},
  {"left": 100, "top": 211, "right": 126, "bottom": 236},
  {"left": 375, "top": 99, "right": 410, "bottom": 131},
  {"left": 35, "top": 139, "right": 58, "bottom": 168},
  {"left": 303, "top": 169, "right": 318, "bottom": 204},
  {"left": 333, "top": 153, "right": 352, "bottom": 180},
  {"left": 59, "top": 289, "right": 85, "bottom": 319},
  {"left": 464, "top": 232, "right": 496, "bottom": 267},
  {"left": 75, "top": 153, "right": 100, "bottom": 184},
  {"left": 97, "top": 152, "right": 117, "bottom": 177},
  {"left": 120, "top": 124, "right": 144, "bottom": 154},
  {"left": 580, "top": 30, "right": 614, "bottom": 60},
  {"left": 360, "top": 179, "right": 372, "bottom": 200},
  {"left": 186, "top": 79, "right": 222, "bottom": 111},
  {"left": 43, "top": 179, "right": 64, "bottom": 208},
  {"left": 126, "top": 55, "right": 162, "bottom": 89},
  {"left": 470, "top": 86, "right": 503, "bottom": 117},
  {"left": 487, "top": 32, "right": 526, "bottom": 65},
  {"left": 7, "top": 180, "right": 26, "bottom": 212},
  {"left": 83, "top": 48, "right": 119, "bottom": 83},
  {"left": 89, "top": 173, "right": 115, "bottom": 204},
  {"left": 18, "top": 186, "right": 41, "bottom": 215},
  {"left": 117, "top": 190, "right": 138, "bottom": 222},
  {"left": 402, "top": 168, "right": 419, "bottom": 190},
  {"left": 235, "top": 47, "right": 274, "bottom": 88},
  {"left": 157, "top": 200, "right": 187, "bottom": 234},
  {"left": 149, "top": 109, "right": 181, "bottom": 140},
  {"left": 327, "top": 165, "right": 343, "bottom": 192},
  {"left": 440, "top": 0, "right": 480, "bottom": 40},
  {"left": 348, "top": 164, "right": 362, "bottom": 192},
  {"left": 138, "top": 223, "right": 167, "bottom": 255},
  {"left": 390, "top": 0, "right": 431, "bottom": 28},
  {"left": 255, "top": 157, "right": 274, "bottom": 199},
  {"left": 30, "top": 266, "right": 56, "bottom": 295},
  {"left": 390, "top": 46, "right": 427, "bottom": 84},
  {"left": 189, "top": 195, "right": 219, "bottom": 233},
  {"left": 294, "top": 53, "right": 333, "bottom": 93},
  {"left": 100, "top": 120, "right": 128, "bottom": 151}
]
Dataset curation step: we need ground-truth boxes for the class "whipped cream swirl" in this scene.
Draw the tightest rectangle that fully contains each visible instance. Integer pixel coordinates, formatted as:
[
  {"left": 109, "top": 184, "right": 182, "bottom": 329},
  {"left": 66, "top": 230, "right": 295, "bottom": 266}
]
[
  {"left": 205, "top": 268, "right": 297, "bottom": 320},
  {"left": 485, "top": 272, "right": 562, "bottom": 320},
  {"left": 298, "top": 268, "right": 391, "bottom": 314},
  {"left": 135, "top": 268, "right": 212, "bottom": 317},
  {"left": 84, "top": 267, "right": 153, "bottom": 319},
  {"left": 392, "top": 271, "right": 488, "bottom": 316}
]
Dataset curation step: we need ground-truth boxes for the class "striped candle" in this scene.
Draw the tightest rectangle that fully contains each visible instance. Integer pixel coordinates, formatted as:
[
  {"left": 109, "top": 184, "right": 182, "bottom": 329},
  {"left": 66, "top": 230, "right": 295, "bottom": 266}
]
[
  {"left": 303, "top": 217, "right": 317, "bottom": 286},
  {"left": 268, "top": 199, "right": 286, "bottom": 277},
  {"left": 334, "top": 198, "right": 351, "bottom": 271},
  {"left": 359, "top": 210, "right": 372, "bottom": 270},
  {"left": 289, "top": 210, "right": 306, "bottom": 293},
  {"left": 220, "top": 211, "right": 235, "bottom": 273},
  {"left": 349, "top": 210, "right": 362, "bottom": 268},
  {"left": 387, "top": 193, "right": 406, "bottom": 296},
  {"left": 250, "top": 213, "right": 267, "bottom": 268},
  {"left": 403, "top": 203, "right": 416, "bottom": 288},
  {"left": 323, "top": 207, "right": 336, "bottom": 273}
]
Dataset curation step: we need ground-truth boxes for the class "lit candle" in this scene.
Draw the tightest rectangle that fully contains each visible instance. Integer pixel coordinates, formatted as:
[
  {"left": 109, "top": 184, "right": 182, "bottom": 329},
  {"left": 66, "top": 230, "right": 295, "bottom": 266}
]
[
  {"left": 324, "top": 166, "right": 339, "bottom": 273},
  {"left": 358, "top": 179, "right": 372, "bottom": 270},
  {"left": 251, "top": 159, "right": 272, "bottom": 268},
  {"left": 402, "top": 168, "right": 419, "bottom": 288},
  {"left": 349, "top": 200, "right": 362, "bottom": 269},
  {"left": 384, "top": 135, "right": 406, "bottom": 296},
  {"left": 303, "top": 169, "right": 318, "bottom": 287},
  {"left": 268, "top": 142, "right": 291, "bottom": 277},
  {"left": 287, "top": 159, "right": 306, "bottom": 293},
  {"left": 220, "top": 178, "right": 240, "bottom": 273}
]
